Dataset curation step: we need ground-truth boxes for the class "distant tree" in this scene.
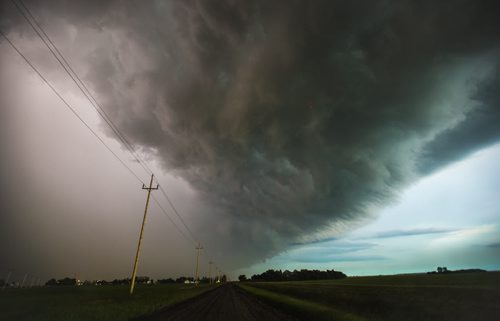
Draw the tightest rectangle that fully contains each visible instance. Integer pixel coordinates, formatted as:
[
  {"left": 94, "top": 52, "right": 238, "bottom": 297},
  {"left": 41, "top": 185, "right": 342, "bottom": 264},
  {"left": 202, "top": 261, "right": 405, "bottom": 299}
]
[
  {"left": 45, "top": 278, "right": 58, "bottom": 286},
  {"left": 135, "top": 276, "right": 150, "bottom": 284},
  {"left": 157, "top": 278, "right": 175, "bottom": 284},
  {"left": 175, "top": 276, "right": 194, "bottom": 284},
  {"left": 58, "top": 278, "right": 77, "bottom": 286},
  {"left": 96, "top": 280, "right": 109, "bottom": 285},
  {"left": 437, "top": 267, "right": 443, "bottom": 273},
  {"left": 238, "top": 275, "right": 247, "bottom": 282},
  {"left": 112, "top": 278, "right": 130, "bottom": 285},
  {"left": 250, "top": 268, "right": 346, "bottom": 282}
]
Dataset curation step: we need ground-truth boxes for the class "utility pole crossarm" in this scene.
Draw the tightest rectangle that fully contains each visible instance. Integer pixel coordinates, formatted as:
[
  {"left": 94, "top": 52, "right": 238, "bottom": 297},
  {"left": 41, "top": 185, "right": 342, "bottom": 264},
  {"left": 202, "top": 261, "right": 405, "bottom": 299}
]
[{"left": 142, "top": 183, "right": 159, "bottom": 190}]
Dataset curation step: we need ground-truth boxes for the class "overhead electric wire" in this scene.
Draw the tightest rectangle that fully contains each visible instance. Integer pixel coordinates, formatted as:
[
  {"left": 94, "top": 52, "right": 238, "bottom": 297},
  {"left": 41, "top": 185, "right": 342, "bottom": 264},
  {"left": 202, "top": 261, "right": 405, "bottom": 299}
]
[
  {"left": 12, "top": 0, "right": 198, "bottom": 247},
  {"left": 14, "top": 0, "right": 200, "bottom": 245},
  {"left": 151, "top": 195, "right": 196, "bottom": 247},
  {"left": 158, "top": 185, "right": 200, "bottom": 245},
  {"left": 0, "top": 29, "right": 144, "bottom": 185},
  {"left": 12, "top": 0, "right": 154, "bottom": 178},
  {"left": 0, "top": 28, "right": 218, "bottom": 270},
  {"left": 7, "top": 1, "right": 225, "bottom": 273}
]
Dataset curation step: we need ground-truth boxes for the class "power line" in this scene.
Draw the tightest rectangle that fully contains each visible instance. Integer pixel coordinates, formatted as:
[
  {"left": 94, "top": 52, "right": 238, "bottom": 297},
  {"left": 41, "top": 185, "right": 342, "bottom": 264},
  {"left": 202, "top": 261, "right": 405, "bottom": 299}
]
[
  {"left": 4, "top": 3, "right": 225, "bottom": 274},
  {"left": 158, "top": 185, "right": 199, "bottom": 244},
  {"left": 151, "top": 195, "right": 196, "bottom": 247},
  {"left": 0, "top": 29, "right": 144, "bottom": 184},
  {"left": 0, "top": 24, "right": 202, "bottom": 257},
  {"left": 0, "top": 25, "right": 215, "bottom": 269},
  {"left": 13, "top": 0, "right": 202, "bottom": 249},
  {"left": 12, "top": 0, "right": 154, "bottom": 178}
]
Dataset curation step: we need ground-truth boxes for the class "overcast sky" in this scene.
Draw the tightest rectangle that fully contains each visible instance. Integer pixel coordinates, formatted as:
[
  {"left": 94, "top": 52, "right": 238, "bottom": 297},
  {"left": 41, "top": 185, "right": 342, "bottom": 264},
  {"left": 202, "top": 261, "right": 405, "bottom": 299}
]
[{"left": 1, "top": 0, "right": 499, "bottom": 282}]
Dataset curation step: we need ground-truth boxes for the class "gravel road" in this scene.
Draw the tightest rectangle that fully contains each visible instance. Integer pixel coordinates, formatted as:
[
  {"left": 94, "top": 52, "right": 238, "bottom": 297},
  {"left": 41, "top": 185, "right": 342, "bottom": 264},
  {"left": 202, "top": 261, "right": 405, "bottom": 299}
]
[{"left": 138, "top": 283, "right": 297, "bottom": 321}]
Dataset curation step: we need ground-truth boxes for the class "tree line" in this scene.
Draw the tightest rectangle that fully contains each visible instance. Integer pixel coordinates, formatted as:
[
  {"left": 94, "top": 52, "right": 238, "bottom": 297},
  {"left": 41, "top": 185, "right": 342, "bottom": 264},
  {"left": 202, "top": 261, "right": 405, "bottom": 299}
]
[
  {"left": 239, "top": 269, "right": 346, "bottom": 282},
  {"left": 44, "top": 275, "right": 227, "bottom": 286},
  {"left": 426, "top": 267, "right": 486, "bottom": 275}
]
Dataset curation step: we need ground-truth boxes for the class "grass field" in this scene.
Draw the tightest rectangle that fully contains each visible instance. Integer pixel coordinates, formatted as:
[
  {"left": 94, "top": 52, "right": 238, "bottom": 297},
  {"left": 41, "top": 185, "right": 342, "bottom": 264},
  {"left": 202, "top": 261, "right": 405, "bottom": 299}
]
[
  {"left": 0, "top": 283, "right": 216, "bottom": 321},
  {"left": 239, "top": 271, "right": 500, "bottom": 321}
]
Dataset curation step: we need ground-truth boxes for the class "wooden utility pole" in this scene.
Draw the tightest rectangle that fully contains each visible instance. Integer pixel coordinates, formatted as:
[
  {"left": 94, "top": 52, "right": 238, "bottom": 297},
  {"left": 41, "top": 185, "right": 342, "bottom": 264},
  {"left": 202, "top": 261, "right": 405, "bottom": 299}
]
[
  {"left": 2, "top": 272, "right": 11, "bottom": 291},
  {"left": 20, "top": 274, "right": 27, "bottom": 288},
  {"left": 208, "top": 261, "right": 213, "bottom": 284},
  {"left": 130, "top": 174, "right": 158, "bottom": 295},
  {"left": 195, "top": 243, "right": 203, "bottom": 286}
]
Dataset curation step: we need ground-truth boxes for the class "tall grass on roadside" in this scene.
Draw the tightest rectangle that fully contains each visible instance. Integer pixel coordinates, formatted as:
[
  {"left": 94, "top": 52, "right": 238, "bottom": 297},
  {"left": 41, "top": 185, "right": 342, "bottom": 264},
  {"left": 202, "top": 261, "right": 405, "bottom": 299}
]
[{"left": 0, "top": 284, "right": 215, "bottom": 321}]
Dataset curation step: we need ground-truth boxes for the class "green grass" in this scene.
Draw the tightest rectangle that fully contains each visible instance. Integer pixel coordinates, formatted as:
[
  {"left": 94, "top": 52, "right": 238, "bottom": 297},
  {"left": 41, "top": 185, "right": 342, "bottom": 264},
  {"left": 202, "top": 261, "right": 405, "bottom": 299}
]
[
  {"left": 240, "top": 284, "right": 365, "bottom": 321},
  {"left": 239, "top": 271, "right": 500, "bottom": 321},
  {"left": 0, "top": 284, "right": 216, "bottom": 321}
]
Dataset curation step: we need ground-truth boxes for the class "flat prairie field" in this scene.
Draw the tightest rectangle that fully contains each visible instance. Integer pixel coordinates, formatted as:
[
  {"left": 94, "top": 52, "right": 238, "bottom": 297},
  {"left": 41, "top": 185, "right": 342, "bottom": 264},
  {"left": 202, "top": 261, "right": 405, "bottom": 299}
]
[
  {"left": 240, "top": 271, "right": 500, "bottom": 321},
  {"left": 0, "top": 283, "right": 215, "bottom": 321}
]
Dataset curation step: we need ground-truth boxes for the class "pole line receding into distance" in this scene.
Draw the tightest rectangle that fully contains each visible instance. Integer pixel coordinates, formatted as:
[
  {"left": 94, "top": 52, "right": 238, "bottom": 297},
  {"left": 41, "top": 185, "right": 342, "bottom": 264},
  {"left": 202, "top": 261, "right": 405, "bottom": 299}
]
[
  {"left": 0, "top": 29, "right": 145, "bottom": 185},
  {"left": 11, "top": 0, "right": 155, "bottom": 179},
  {"left": 0, "top": 27, "right": 225, "bottom": 277},
  {"left": 2, "top": 2, "right": 227, "bottom": 275},
  {"left": 12, "top": 0, "right": 206, "bottom": 251}
]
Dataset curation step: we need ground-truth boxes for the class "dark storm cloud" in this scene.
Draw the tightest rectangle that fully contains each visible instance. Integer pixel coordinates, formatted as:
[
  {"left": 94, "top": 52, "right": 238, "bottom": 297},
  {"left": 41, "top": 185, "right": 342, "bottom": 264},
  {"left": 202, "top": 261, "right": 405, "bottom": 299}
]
[
  {"left": 419, "top": 67, "right": 500, "bottom": 172},
  {"left": 4, "top": 0, "right": 500, "bottom": 269}
]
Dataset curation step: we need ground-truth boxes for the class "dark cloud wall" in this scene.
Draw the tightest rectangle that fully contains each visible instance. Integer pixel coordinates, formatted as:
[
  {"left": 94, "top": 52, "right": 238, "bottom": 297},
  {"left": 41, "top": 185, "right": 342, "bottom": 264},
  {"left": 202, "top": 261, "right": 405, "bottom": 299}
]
[
  {"left": 419, "top": 67, "right": 500, "bottom": 172},
  {"left": 3, "top": 0, "right": 500, "bottom": 270}
]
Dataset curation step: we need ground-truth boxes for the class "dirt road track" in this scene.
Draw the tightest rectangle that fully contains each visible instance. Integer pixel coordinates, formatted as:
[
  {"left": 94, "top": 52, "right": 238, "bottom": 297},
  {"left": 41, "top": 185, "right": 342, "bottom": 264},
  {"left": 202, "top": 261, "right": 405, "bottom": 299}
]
[{"left": 138, "top": 283, "right": 297, "bottom": 321}]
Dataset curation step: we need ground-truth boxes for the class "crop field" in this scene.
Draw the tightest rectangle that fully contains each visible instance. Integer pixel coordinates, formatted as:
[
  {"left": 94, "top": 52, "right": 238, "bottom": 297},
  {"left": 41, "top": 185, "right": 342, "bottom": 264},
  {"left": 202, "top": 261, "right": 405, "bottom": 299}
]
[
  {"left": 0, "top": 283, "right": 215, "bottom": 321},
  {"left": 239, "top": 271, "right": 500, "bottom": 321}
]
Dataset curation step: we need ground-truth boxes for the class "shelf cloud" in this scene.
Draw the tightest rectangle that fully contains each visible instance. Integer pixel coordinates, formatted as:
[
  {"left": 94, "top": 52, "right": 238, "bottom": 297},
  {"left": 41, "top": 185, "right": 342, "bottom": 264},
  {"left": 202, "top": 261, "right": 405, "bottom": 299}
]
[{"left": 3, "top": 0, "right": 500, "bottom": 270}]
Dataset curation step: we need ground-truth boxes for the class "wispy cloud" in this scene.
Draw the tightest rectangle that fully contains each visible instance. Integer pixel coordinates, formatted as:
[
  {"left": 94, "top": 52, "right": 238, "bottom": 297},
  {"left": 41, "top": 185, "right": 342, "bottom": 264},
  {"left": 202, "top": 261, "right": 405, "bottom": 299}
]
[
  {"left": 285, "top": 240, "right": 379, "bottom": 264},
  {"left": 368, "top": 227, "right": 459, "bottom": 239},
  {"left": 289, "top": 237, "right": 338, "bottom": 246}
]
